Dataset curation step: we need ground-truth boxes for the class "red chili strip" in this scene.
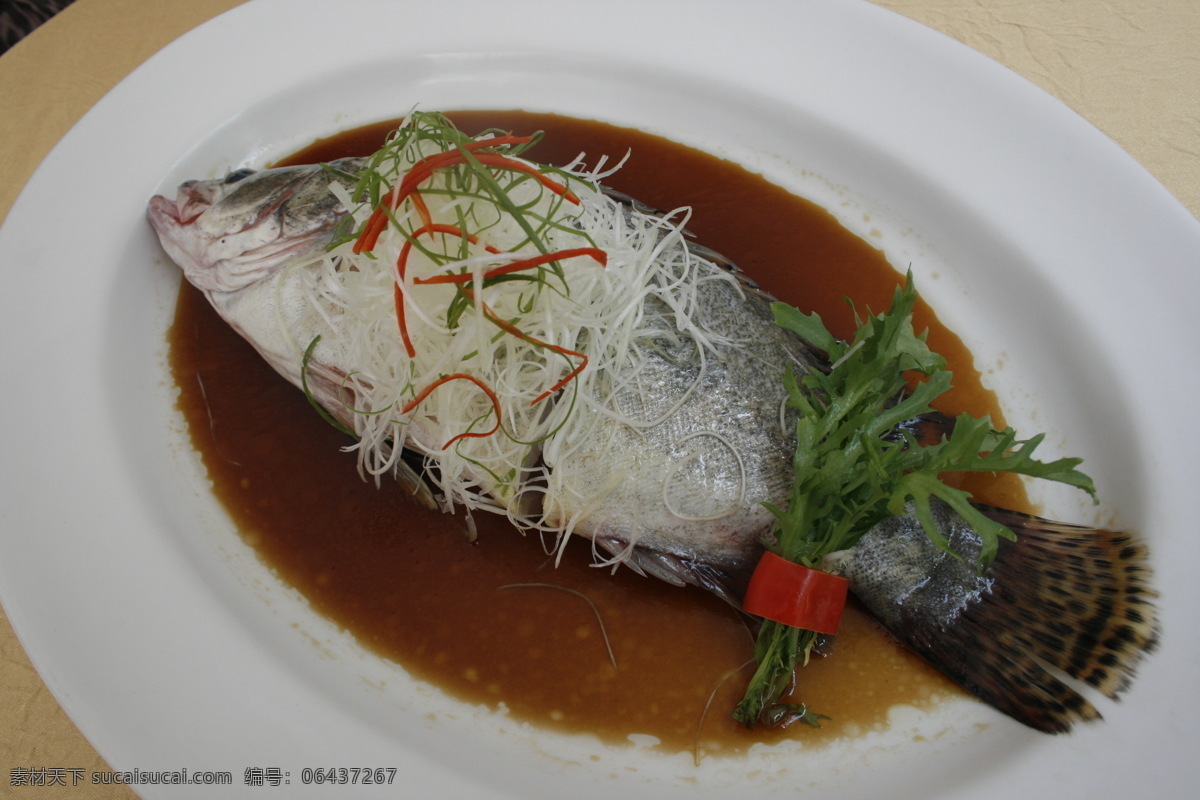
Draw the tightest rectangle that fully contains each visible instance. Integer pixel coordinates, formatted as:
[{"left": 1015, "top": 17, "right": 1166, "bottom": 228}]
[
  {"left": 467, "top": 152, "right": 581, "bottom": 205},
  {"left": 353, "top": 137, "right": 574, "bottom": 255},
  {"left": 413, "top": 247, "right": 608, "bottom": 286},
  {"left": 355, "top": 136, "right": 531, "bottom": 254},
  {"left": 393, "top": 223, "right": 505, "bottom": 358},
  {"left": 392, "top": 282, "right": 415, "bottom": 360},
  {"left": 407, "top": 189, "right": 434, "bottom": 229},
  {"left": 399, "top": 373, "right": 502, "bottom": 450},
  {"left": 354, "top": 209, "right": 391, "bottom": 254},
  {"left": 742, "top": 552, "right": 850, "bottom": 635},
  {"left": 465, "top": 292, "right": 588, "bottom": 406}
]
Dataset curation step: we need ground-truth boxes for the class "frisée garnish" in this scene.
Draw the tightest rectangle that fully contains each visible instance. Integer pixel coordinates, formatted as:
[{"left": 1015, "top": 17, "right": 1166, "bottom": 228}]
[{"left": 733, "top": 274, "right": 1097, "bottom": 728}]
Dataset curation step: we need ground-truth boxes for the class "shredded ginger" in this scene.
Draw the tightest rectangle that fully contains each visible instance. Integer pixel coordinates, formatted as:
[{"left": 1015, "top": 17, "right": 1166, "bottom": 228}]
[{"left": 288, "top": 112, "right": 745, "bottom": 533}]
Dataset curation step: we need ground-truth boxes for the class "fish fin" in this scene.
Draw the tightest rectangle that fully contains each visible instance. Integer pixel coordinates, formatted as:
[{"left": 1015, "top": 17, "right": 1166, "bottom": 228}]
[
  {"left": 973, "top": 506, "right": 1160, "bottom": 700},
  {"left": 298, "top": 352, "right": 440, "bottom": 512},
  {"left": 840, "top": 501, "right": 1159, "bottom": 733},
  {"left": 592, "top": 536, "right": 752, "bottom": 607},
  {"left": 396, "top": 451, "right": 439, "bottom": 511}
]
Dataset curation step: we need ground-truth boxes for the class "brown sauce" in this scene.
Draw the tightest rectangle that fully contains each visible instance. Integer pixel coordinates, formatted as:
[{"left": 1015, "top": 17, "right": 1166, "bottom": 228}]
[{"left": 170, "top": 111, "right": 1021, "bottom": 757}]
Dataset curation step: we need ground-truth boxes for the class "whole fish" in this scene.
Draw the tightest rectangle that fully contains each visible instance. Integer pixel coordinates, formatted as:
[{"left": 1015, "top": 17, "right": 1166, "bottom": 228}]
[{"left": 147, "top": 141, "right": 1157, "bottom": 734}]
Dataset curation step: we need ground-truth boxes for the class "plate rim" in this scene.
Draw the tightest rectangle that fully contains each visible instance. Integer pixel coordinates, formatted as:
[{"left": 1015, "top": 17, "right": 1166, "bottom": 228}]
[{"left": 2, "top": 1, "right": 1199, "bottom": 797}]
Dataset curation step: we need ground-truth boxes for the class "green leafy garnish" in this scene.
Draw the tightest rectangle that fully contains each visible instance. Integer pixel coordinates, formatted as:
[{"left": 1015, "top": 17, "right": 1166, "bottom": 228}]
[
  {"left": 300, "top": 335, "right": 355, "bottom": 437},
  {"left": 732, "top": 272, "right": 1096, "bottom": 727}
]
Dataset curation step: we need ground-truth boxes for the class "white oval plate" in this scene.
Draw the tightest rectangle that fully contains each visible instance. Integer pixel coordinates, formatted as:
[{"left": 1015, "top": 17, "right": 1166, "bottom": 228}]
[{"left": 2, "top": 0, "right": 1198, "bottom": 797}]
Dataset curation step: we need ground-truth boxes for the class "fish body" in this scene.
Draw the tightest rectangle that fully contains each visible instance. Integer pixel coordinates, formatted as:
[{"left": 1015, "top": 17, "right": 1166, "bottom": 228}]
[{"left": 148, "top": 137, "right": 1157, "bottom": 733}]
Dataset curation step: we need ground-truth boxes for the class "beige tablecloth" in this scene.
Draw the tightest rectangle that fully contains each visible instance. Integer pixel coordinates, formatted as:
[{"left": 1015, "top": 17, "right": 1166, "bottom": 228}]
[{"left": 1, "top": 1, "right": 1197, "bottom": 795}]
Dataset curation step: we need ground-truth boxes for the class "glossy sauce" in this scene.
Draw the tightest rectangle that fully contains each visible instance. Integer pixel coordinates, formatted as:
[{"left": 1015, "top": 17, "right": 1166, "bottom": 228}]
[{"left": 170, "top": 112, "right": 1021, "bottom": 757}]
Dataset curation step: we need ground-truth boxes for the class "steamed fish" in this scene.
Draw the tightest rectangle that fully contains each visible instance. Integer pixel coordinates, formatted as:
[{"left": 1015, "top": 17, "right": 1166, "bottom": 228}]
[{"left": 148, "top": 114, "right": 1157, "bottom": 733}]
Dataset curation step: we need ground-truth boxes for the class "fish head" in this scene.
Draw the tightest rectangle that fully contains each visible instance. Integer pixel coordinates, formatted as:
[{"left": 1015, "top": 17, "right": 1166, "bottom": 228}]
[{"left": 147, "top": 158, "right": 363, "bottom": 293}]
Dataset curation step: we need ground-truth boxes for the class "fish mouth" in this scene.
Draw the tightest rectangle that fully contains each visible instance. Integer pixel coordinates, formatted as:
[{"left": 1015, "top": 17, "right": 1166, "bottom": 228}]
[
  {"left": 176, "top": 180, "right": 219, "bottom": 224},
  {"left": 147, "top": 180, "right": 217, "bottom": 230},
  {"left": 146, "top": 193, "right": 209, "bottom": 281},
  {"left": 146, "top": 193, "right": 188, "bottom": 231}
]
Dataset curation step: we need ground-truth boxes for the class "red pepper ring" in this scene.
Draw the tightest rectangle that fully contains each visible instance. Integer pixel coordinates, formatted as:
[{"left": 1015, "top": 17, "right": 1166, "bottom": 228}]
[{"left": 742, "top": 552, "right": 850, "bottom": 635}]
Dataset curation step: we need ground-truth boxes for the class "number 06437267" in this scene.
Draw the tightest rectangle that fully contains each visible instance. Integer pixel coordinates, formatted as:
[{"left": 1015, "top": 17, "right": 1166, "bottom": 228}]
[{"left": 300, "top": 767, "right": 397, "bottom": 785}]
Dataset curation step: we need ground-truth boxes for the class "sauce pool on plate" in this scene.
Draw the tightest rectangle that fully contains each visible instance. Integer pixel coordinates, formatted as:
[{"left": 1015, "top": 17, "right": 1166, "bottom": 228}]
[{"left": 170, "top": 111, "right": 1014, "bottom": 757}]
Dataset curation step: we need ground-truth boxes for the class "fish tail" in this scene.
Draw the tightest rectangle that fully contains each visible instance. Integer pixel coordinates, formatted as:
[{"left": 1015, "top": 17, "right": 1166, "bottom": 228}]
[
  {"left": 921, "top": 507, "right": 1160, "bottom": 732},
  {"left": 977, "top": 507, "right": 1160, "bottom": 696}
]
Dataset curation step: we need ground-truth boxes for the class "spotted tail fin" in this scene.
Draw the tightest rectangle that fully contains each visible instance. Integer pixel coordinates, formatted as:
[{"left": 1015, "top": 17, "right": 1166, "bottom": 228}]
[
  {"left": 975, "top": 507, "right": 1160, "bottom": 703},
  {"left": 829, "top": 501, "right": 1159, "bottom": 733}
]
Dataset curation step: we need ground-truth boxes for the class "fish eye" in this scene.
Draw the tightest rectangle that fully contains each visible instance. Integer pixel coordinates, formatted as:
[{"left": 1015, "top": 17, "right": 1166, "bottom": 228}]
[{"left": 223, "top": 168, "right": 256, "bottom": 185}]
